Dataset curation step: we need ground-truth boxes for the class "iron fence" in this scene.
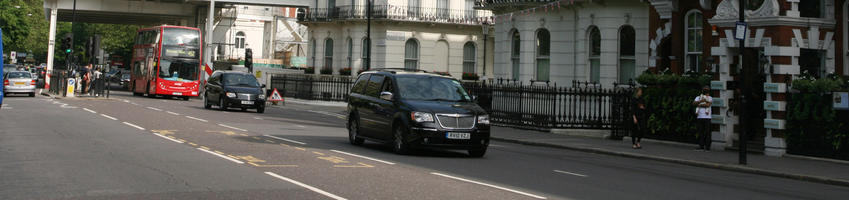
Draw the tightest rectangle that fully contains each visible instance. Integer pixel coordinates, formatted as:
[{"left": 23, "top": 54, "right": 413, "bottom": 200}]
[
  {"left": 48, "top": 70, "right": 69, "bottom": 97},
  {"left": 270, "top": 74, "right": 354, "bottom": 102}
]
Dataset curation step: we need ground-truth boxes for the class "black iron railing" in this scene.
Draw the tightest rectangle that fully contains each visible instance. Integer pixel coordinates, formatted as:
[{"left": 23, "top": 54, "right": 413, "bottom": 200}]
[
  {"left": 301, "top": 5, "right": 492, "bottom": 25},
  {"left": 270, "top": 74, "right": 354, "bottom": 102}
]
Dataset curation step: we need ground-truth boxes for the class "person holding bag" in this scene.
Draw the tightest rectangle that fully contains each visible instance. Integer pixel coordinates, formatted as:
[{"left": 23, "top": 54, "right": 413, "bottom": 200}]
[{"left": 693, "top": 86, "right": 713, "bottom": 151}]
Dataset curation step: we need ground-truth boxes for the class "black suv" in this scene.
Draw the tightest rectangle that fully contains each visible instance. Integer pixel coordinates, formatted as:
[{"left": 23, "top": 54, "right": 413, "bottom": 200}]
[
  {"left": 203, "top": 71, "right": 266, "bottom": 113},
  {"left": 346, "top": 69, "right": 490, "bottom": 157}
]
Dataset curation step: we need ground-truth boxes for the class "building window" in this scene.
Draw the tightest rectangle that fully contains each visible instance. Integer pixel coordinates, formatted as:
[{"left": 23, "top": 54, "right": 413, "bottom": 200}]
[
  {"left": 800, "top": 0, "right": 824, "bottom": 18},
  {"left": 310, "top": 38, "right": 316, "bottom": 68},
  {"left": 325, "top": 38, "right": 334, "bottom": 70},
  {"left": 800, "top": 49, "right": 826, "bottom": 78},
  {"left": 686, "top": 10, "right": 703, "bottom": 73},
  {"left": 408, "top": 0, "right": 419, "bottom": 17},
  {"left": 536, "top": 29, "right": 550, "bottom": 82},
  {"left": 463, "top": 42, "right": 476, "bottom": 74},
  {"left": 405, "top": 39, "right": 419, "bottom": 69},
  {"left": 437, "top": 0, "right": 449, "bottom": 18},
  {"left": 235, "top": 31, "right": 246, "bottom": 49},
  {"left": 362, "top": 37, "right": 370, "bottom": 70},
  {"left": 511, "top": 30, "right": 521, "bottom": 80},
  {"left": 347, "top": 37, "right": 353, "bottom": 68},
  {"left": 588, "top": 26, "right": 601, "bottom": 83},
  {"left": 465, "top": 0, "right": 476, "bottom": 18},
  {"left": 619, "top": 25, "right": 636, "bottom": 84}
]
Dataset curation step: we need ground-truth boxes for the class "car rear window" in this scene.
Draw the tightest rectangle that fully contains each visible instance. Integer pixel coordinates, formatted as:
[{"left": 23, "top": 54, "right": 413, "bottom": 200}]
[{"left": 7, "top": 72, "right": 31, "bottom": 79}]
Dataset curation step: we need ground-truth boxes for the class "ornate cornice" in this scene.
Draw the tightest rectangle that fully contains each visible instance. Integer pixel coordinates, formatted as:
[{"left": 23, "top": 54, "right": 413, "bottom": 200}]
[
  {"left": 711, "top": 0, "right": 779, "bottom": 20},
  {"left": 649, "top": 0, "right": 677, "bottom": 20}
]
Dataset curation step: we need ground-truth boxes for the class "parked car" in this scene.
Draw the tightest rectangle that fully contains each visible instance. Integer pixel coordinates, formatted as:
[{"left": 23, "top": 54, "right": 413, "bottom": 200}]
[
  {"left": 120, "top": 74, "right": 131, "bottom": 88},
  {"left": 346, "top": 69, "right": 490, "bottom": 157},
  {"left": 3, "top": 71, "right": 37, "bottom": 97},
  {"left": 203, "top": 71, "right": 266, "bottom": 113}
]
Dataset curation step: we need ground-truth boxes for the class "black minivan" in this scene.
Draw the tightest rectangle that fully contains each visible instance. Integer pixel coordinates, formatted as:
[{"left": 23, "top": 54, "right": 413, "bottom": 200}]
[
  {"left": 204, "top": 71, "right": 266, "bottom": 113},
  {"left": 346, "top": 69, "right": 490, "bottom": 157}
]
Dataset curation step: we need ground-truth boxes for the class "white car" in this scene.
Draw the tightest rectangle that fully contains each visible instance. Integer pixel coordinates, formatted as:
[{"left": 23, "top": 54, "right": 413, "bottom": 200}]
[{"left": 3, "top": 71, "right": 37, "bottom": 97}]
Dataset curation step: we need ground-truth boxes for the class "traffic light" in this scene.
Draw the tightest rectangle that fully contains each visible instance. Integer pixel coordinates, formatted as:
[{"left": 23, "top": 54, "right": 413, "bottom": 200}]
[
  {"left": 245, "top": 48, "right": 253, "bottom": 72},
  {"left": 61, "top": 34, "right": 72, "bottom": 54}
]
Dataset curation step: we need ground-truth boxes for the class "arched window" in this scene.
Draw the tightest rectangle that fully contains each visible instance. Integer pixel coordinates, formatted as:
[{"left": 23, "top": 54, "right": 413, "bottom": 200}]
[
  {"left": 536, "top": 29, "right": 550, "bottom": 82},
  {"left": 362, "top": 37, "right": 370, "bottom": 70},
  {"left": 325, "top": 38, "right": 334, "bottom": 70},
  {"left": 685, "top": 10, "right": 703, "bottom": 72},
  {"left": 405, "top": 39, "right": 419, "bottom": 69},
  {"left": 463, "top": 42, "right": 476, "bottom": 74},
  {"left": 588, "top": 26, "right": 601, "bottom": 83},
  {"left": 235, "top": 31, "right": 246, "bottom": 49},
  {"left": 347, "top": 37, "right": 353, "bottom": 69},
  {"left": 511, "top": 29, "right": 521, "bottom": 80},
  {"left": 619, "top": 25, "right": 636, "bottom": 83},
  {"left": 310, "top": 38, "right": 316, "bottom": 68}
]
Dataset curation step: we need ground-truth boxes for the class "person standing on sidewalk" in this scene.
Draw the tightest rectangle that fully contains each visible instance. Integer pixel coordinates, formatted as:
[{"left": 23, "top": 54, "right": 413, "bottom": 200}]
[
  {"left": 631, "top": 88, "right": 646, "bottom": 149},
  {"left": 694, "top": 86, "right": 713, "bottom": 151}
]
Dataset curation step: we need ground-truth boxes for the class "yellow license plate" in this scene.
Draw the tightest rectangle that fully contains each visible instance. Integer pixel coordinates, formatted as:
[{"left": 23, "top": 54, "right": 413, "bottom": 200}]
[{"left": 14, "top": 82, "right": 25, "bottom": 85}]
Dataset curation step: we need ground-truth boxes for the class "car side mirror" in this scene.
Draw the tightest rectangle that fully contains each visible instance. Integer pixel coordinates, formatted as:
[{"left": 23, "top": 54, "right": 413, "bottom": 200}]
[{"left": 380, "top": 91, "right": 394, "bottom": 101}]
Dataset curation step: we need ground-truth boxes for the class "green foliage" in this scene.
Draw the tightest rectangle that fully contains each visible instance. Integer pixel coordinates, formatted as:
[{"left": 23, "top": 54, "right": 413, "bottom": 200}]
[
  {"left": 635, "top": 70, "right": 708, "bottom": 143},
  {"left": 786, "top": 76, "right": 849, "bottom": 159}
]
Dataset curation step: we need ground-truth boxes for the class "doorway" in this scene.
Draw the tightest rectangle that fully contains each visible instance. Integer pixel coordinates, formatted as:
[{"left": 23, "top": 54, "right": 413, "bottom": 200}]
[{"left": 737, "top": 48, "right": 766, "bottom": 150}]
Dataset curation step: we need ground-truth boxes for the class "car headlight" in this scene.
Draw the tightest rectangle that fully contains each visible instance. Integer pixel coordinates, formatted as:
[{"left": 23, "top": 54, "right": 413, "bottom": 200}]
[
  {"left": 411, "top": 112, "right": 434, "bottom": 123},
  {"left": 226, "top": 92, "right": 237, "bottom": 98},
  {"left": 258, "top": 94, "right": 266, "bottom": 99},
  {"left": 477, "top": 115, "right": 490, "bottom": 124}
]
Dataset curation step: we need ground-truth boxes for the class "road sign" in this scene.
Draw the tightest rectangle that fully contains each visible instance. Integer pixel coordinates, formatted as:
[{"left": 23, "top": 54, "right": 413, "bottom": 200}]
[
  {"left": 734, "top": 21, "right": 747, "bottom": 40},
  {"left": 67, "top": 78, "right": 76, "bottom": 97},
  {"left": 268, "top": 88, "right": 284, "bottom": 102}
]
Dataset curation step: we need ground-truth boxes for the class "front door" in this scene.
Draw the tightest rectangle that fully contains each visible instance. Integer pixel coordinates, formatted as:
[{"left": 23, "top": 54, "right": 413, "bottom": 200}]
[{"left": 739, "top": 48, "right": 766, "bottom": 147}]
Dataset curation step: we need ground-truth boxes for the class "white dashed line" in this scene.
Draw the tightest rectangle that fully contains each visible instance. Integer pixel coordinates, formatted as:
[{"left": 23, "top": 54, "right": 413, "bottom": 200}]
[
  {"left": 197, "top": 148, "right": 243, "bottom": 164},
  {"left": 264, "top": 172, "right": 347, "bottom": 200},
  {"left": 218, "top": 124, "right": 247, "bottom": 132},
  {"left": 430, "top": 172, "right": 547, "bottom": 199},
  {"left": 82, "top": 108, "right": 96, "bottom": 113},
  {"left": 254, "top": 117, "right": 263, "bottom": 120},
  {"left": 263, "top": 135, "right": 307, "bottom": 145},
  {"left": 166, "top": 111, "right": 180, "bottom": 115},
  {"left": 146, "top": 107, "right": 162, "bottom": 111},
  {"left": 153, "top": 133, "right": 185, "bottom": 143},
  {"left": 186, "top": 116, "right": 208, "bottom": 122},
  {"left": 296, "top": 125, "right": 306, "bottom": 128},
  {"left": 330, "top": 150, "right": 395, "bottom": 165},
  {"left": 553, "top": 170, "right": 588, "bottom": 177},
  {"left": 100, "top": 114, "right": 118, "bottom": 120},
  {"left": 122, "top": 122, "right": 145, "bottom": 130}
]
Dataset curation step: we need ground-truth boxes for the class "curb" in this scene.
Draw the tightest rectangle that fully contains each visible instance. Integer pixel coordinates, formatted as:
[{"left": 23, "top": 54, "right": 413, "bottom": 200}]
[{"left": 490, "top": 137, "right": 849, "bottom": 188}]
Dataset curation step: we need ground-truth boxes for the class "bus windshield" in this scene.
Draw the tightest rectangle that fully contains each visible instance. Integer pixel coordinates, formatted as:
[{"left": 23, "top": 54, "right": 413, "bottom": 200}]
[{"left": 159, "top": 28, "right": 200, "bottom": 82}]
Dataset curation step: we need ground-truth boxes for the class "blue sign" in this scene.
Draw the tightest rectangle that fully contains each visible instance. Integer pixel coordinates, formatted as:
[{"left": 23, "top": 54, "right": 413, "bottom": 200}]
[
  {"left": 735, "top": 21, "right": 747, "bottom": 40},
  {"left": 1, "top": 28, "right": 5, "bottom": 107}
]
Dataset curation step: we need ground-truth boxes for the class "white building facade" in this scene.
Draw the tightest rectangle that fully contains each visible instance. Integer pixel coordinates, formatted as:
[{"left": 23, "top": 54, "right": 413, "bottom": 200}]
[
  {"left": 300, "top": 0, "right": 494, "bottom": 77},
  {"left": 212, "top": 5, "right": 306, "bottom": 61},
  {"left": 479, "top": 0, "right": 650, "bottom": 86}
]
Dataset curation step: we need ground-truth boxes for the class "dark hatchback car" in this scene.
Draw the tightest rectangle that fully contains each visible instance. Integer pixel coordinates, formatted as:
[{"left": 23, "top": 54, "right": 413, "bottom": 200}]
[
  {"left": 346, "top": 69, "right": 490, "bottom": 157},
  {"left": 203, "top": 71, "right": 266, "bottom": 113}
]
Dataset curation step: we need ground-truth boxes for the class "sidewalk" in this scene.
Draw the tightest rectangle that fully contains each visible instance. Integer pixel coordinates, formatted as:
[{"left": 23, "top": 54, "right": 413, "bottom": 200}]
[{"left": 276, "top": 99, "right": 849, "bottom": 187}]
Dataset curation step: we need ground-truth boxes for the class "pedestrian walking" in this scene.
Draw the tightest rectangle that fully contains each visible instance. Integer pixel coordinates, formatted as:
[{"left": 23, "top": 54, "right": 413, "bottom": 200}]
[
  {"left": 631, "top": 88, "right": 646, "bottom": 149},
  {"left": 694, "top": 86, "right": 713, "bottom": 151}
]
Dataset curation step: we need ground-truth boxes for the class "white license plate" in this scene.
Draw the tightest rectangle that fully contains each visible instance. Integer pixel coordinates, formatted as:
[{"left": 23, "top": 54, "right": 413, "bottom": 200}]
[
  {"left": 172, "top": 92, "right": 182, "bottom": 95},
  {"left": 241, "top": 100, "right": 254, "bottom": 105},
  {"left": 446, "top": 132, "right": 471, "bottom": 140}
]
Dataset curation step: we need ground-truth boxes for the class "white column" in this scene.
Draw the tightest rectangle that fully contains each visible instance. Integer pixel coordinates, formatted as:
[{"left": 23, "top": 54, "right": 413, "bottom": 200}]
[
  {"left": 205, "top": 0, "right": 215, "bottom": 74},
  {"left": 46, "top": 8, "right": 58, "bottom": 92}
]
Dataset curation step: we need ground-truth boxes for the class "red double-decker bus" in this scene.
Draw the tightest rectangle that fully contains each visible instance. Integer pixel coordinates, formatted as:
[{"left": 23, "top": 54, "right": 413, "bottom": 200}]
[{"left": 130, "top": 25, "right": 202, "bottom": 100}]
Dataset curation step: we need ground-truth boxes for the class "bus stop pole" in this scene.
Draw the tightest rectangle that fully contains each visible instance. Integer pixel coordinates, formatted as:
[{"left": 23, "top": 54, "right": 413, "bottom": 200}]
[{"left": 46, "top": 8, "right": 58, "bottom": 93}]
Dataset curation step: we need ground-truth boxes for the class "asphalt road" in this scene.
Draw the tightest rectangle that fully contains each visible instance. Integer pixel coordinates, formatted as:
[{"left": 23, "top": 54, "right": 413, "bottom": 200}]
[{"left": 1, "top": 89, "right": 847, "bottom": 200}]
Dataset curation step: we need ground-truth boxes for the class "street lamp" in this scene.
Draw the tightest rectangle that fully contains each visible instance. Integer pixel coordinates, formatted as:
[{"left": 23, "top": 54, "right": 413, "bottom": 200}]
[
  {"left": 482, "top": 23, "right": 489, "bottom": 77},
  {"left": 366, "top": 0, "right": 372, "bottom": 70}
]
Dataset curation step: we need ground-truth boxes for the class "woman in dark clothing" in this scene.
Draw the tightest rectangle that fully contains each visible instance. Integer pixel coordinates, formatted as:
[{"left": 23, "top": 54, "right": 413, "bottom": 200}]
[{"left": 632, "top": 88, "right": 647, "bottom": 149}]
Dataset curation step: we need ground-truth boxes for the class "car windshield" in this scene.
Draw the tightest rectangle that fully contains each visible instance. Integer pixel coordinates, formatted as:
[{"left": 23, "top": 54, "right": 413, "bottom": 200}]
[
  {"left": 122, "top": 74, "right": 131, "bottom": 79},
  {"left": 222, "top": 74, "right": 260, "bottom": 87},
  {"left": 396, "top": 76, "right": 471, "bottom": 101},
  {"left": 7, "top": 72, "right": 32, "bottom": 79}
]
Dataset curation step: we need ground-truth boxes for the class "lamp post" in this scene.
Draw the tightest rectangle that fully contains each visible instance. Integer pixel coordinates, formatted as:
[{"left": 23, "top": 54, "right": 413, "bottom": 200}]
[
  {"left": 737, "top": 0, "right": 747, "bottom": 165},
  {"left": 366, "top": 0, "right": 372, "bottom": 70},
  {"left": 482, "top": 23, "right": 489, "bottom": 77}
]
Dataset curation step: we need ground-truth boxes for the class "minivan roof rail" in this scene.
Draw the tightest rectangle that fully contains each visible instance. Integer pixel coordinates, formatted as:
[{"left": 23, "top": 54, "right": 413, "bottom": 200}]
[{"left": 369, "top": 68, "right": 428, "bottom": 74}]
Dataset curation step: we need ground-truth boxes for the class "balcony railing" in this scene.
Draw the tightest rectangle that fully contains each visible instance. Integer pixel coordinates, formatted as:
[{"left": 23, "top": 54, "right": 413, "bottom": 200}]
[
  {"left": 475, "top": 0, "right": 562, "bottom": 10},
  {"left": 301, "top": 5, "right": 493, "bottom": 25}
]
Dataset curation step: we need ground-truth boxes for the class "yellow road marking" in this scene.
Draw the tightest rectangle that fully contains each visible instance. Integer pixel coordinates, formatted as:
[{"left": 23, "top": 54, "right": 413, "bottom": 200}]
[
  {"left": 200, "top": 146, "right": 210, "bottom": 150},
  {"left": 151, "top": 130, "right": 177, "bottom": 135},
  {"left": 294, "top": 147, "right": 306, "bottom": 151},
  {"left": 234, "top": 155, "right": 266, "bottom": 163},
  {"left": 335, "top": 162, "right": 374, "bottom": 168},
  {"left": 240, "top": 133, "right": 249, "bottom": 136},
  {"left": 312, "top": 151, "right": 325, "bottom": 156},
  {"left": 252, "top": 136, "right": 262, "bottom": 140},
  {"left": 177, "top": 139, "right": 186, "bottom": 142},
  {"left": 214, "top": 150, "right": 225, "bottom": 154},
  {"left": 247, "top": 162, "right": 298, "bottom": 167},
  {"left": 317, "top": 156, "right": 349, "bottom": 164},
  {"left": 167, "top": 135, "right": 177, "bottom": 139},
  {"left": 205, "top": 130, "right": 238, "bottom": 136},
  {"left": 188, "top": 142, "right": 198, "bottom": 146}
]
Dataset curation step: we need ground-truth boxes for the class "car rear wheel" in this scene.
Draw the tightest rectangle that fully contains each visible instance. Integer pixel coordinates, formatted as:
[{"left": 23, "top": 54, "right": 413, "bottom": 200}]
[
  {"left": 393, "top": 124, "right": 410, "bottom": 155},
  {"left": 348, "top": 118, "right": 364, "bottom": 145},
  {"left": 468, "top": 148, "right": 487, "bottom": 158},
  {"left": 219, "top": 97, "right": 228, "bottom": 111}
]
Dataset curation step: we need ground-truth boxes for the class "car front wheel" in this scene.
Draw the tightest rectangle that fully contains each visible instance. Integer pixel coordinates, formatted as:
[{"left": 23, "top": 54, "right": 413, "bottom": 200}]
[
  {"left": 219, "top": 97, "right": 228, "bottom": 111},
  {"left": 203, "top": 93, "right": 211, "bottom": 109},
  {"left": 393, "top": 124, "right": 410, "bottom": 155}
]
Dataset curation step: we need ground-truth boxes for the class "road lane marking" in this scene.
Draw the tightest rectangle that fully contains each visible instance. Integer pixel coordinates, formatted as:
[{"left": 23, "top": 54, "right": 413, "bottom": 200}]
[
  {"left": 330, "top": 150, "right": 396, "bottom": 165},
  {"left": 82, "top": 108, "right": 97, "bottom": 113},
  {"left": 264, "top": 135, "right": 307, "bottom": 145},
  {"left": 188, "top": 142, "right": 198, "bottom": 146},
  {"left": 122, "top": 122, "right": 145, "bottom": 130},
  {"left": 254, "top": 117, "right": 263, "bottom": 120},
  {"left": 100, "top": 114, "right": 118, "bottom": 120},
  {"left": 218, "top": 124, "right": 247, "bottom": 131},
  {"left": 197, "top": 148, "right": 243, "bottom": 164},
  {"left": 430, "top": 172, "right": 547, "bottom": 199},
  {"left": 131, "top": 102, "right": 139, "bottom": 105},
  {"left": 264, "top": 172, "right": 347, "bottom": 200},
  {"left": 153, "top": 133, "right": 185, "bottom": 143},
  {"left": 186, "top": 116, "right": 208, "bottom": 122},
  {"left": 296, "top": 125, "right": 306, "bottom": 128},
  {"left": 146, "top": 107, "right": 162, "bottom": 111},
  {"left": 553, "top": 170, "right": 588, "bottom": 177},
  {"left": 166, "top": 111, "right": 180, "bottom": 115}
]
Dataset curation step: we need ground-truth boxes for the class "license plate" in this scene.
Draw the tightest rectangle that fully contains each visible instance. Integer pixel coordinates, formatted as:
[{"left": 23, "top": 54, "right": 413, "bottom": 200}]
[
  {"left": 241, "top": 100, "right": 254, "bottom": 105},
  {"left": 172, "top": 92, "right": 182, "bottom": 95},
  {"left": 446, "top": 132, "right": 471, "bottom": 140},
  {"left": 14, "top": 82, "right": 25, "bottom": 85}
]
